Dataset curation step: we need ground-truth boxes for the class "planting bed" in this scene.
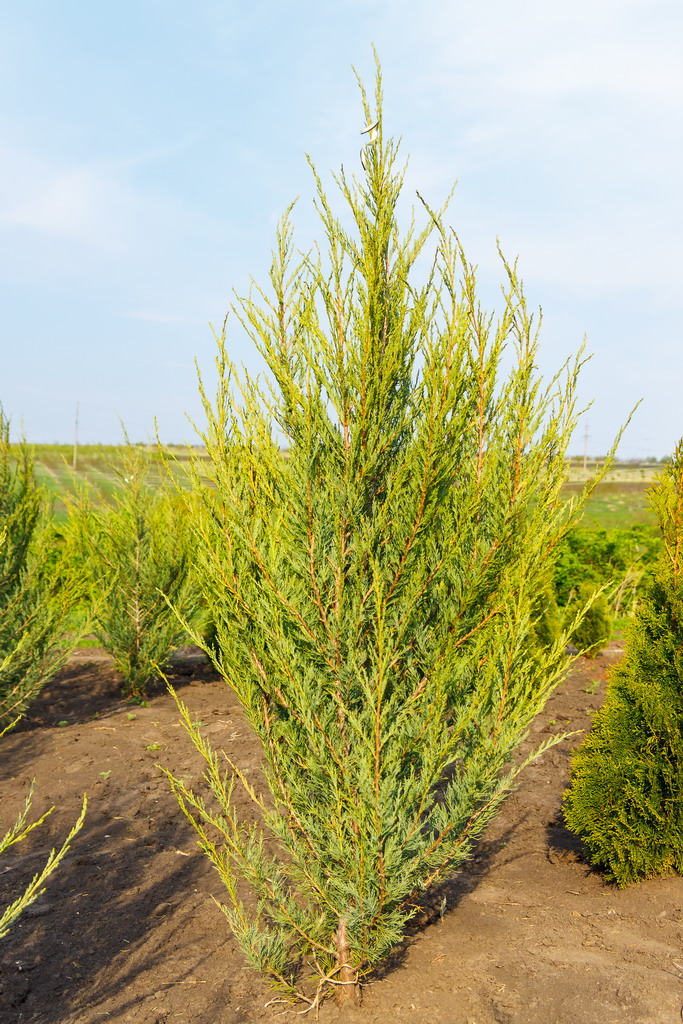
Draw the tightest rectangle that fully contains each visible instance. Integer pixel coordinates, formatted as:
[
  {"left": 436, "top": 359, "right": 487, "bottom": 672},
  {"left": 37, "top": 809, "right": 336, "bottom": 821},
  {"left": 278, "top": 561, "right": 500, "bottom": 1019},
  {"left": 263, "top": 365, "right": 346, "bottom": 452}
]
[{"left": 1, "top": 644, "right": 682, "bottom": 1024}]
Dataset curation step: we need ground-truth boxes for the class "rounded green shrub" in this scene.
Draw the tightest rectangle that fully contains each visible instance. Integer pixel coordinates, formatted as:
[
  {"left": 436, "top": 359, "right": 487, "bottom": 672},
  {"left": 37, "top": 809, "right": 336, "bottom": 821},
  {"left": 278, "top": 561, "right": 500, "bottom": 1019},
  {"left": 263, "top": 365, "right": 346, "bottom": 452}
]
[
  {"left": 567, "top": 583, "right": 612, "bottom": 657},
  {"left": 533, "top": 584, "right": 562, "bottom": 651}
]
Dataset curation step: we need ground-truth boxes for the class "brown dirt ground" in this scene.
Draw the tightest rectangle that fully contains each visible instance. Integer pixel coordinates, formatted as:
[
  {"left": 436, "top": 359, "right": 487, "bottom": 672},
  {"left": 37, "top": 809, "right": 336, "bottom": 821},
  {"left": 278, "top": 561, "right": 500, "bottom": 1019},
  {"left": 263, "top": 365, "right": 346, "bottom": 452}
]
[{"left": 1, "top": 643, "right": 682, "bottom": 1024}]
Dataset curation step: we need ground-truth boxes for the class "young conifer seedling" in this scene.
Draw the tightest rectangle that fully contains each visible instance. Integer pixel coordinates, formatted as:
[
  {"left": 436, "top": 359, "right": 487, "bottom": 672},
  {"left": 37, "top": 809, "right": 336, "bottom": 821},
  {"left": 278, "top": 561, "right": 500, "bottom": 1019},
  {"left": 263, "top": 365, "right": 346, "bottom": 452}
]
[
  {"left": 73, "top": 443, "right": 197, "bottom": 697},
  {"left": 163, "top": 59, "right": 619, "bottom": 1008}
]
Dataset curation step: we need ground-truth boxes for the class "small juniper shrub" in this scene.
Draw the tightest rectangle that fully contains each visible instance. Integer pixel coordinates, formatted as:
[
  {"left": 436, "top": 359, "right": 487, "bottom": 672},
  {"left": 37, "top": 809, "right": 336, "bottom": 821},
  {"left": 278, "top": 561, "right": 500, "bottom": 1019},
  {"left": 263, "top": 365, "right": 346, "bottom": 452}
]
[
  {"left": 72, "top": 443, "right": 198, "bottom": 697},
  {"left": 554, "top": 525, "right": 661, "bottom": 621},
  {"left": 532, "top": 582, "right": 562, "bottom": 651},
  {"left": 564, "top": 442, "right": 683, "bottom": 885},
  {"left": 0, "top": 411, "right": 88, "bottom": 941}
]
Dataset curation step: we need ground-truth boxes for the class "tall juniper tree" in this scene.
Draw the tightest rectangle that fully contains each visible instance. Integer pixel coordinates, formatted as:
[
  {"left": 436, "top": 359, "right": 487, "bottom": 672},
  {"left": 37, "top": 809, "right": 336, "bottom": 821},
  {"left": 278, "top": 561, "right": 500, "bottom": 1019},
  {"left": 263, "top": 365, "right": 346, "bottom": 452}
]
[{"left": 164, "top": 62, "right": 616, "bottom": 1008}]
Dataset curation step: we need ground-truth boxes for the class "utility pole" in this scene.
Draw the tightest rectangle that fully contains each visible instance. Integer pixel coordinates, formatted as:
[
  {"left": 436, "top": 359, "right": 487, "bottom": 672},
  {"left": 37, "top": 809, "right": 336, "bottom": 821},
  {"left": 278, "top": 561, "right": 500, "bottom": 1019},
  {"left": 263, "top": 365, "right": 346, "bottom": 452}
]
[
  {"left": 583, "top": 421, "right": 590, "bottom": 474},
  {"left": 72, "top": 402, "right": 79, "bottom": 471}
]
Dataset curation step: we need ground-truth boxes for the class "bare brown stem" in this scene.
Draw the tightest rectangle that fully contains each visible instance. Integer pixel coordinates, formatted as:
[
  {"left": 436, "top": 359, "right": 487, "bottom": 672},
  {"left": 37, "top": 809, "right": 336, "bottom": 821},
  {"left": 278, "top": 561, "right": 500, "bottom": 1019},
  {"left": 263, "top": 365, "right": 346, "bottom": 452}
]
[{"left": 335, "top": 918, "right": 361, "bottom": 1007}]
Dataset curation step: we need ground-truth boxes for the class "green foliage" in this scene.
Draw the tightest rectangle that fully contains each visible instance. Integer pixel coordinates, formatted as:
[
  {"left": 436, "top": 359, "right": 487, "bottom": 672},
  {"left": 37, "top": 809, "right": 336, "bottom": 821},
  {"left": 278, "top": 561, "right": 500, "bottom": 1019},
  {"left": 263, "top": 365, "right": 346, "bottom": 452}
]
[
  {"left": 578, "top": 486, "right": 658, "bottom": 531},
  {"left": 565, "top": 582, "right": 612, "bottom": 656},
  {"left": 0, "top": 414, "right": 84, "bottom": 732},
  {"left": 26, "top": 443, "right": 197, "bottom": 523},
  {"left": 73, "top": 445, "right": 198, "bottom": 696},
  {"left": 0, "top": 782, "right": 87, "bottom": 940},
  {"left": 165, "top": 63, "right": 619, "bottom": 1007},
  {"left": 532, "top": 583, "right": 562, "bottom": 651},
  {"left": 564, "top": 444, "right": 683, "bottom": 886},
  {"left": 554, "top": 525, "right": 661, "bottom": 616}
]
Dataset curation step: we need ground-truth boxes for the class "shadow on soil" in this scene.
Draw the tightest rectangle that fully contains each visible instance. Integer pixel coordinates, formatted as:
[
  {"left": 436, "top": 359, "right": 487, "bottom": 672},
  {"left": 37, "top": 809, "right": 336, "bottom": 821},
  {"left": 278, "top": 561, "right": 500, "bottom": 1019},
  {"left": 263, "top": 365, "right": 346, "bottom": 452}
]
[
  {"left": 0, "top": 805, "right": 212, "bottom": 1023},
  {"left": 0, "top": 646, "right": 544, "bottom": 1022},
  {"left": 368, "top": 815, "right": 526, "bottom": 988},
  {"left": 0, "top": 648, "right": 230, "bottom": 1022},
  {"left": 544, "top": 810, "right": 599, "bottom": 880},
  {"left": 0, "top": 652, "right": 218, "bottom": 783},
  {"left": 0, "top": 796, "right": 529, "bottom": 1023}
]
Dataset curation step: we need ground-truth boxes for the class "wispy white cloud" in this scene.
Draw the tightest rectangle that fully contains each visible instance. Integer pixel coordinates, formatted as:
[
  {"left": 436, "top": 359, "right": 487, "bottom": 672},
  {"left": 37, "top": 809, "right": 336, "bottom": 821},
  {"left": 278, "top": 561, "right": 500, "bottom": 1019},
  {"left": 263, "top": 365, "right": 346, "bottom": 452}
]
[
  {"left": 512, "top": 43, "right": 683, "bottom": 106},
  {"left": 370, "top": 0, "right": 683, "bottom": 311},
  {"left": 376, "top": 0, "right": 683, "bottom": 140},
  {"left": 469, "top": 207, "right": 681, "bottom": 297},
  {"left": 1, "top": 163, "right": 129, "bottom": 247},
  {"left": 0, "top": 134, "right": 209, "bottom": 250},
  {"left": 118, "top": 311, "right": 206, "bottom": 324}
]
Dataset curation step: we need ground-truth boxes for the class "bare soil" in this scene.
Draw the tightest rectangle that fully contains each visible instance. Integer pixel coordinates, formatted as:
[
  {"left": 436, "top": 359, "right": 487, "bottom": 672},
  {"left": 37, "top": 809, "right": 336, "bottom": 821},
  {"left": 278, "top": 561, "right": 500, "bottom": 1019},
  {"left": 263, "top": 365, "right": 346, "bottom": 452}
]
[{"left": 1, "top": 643, "right": 682, "bottom": 1024}]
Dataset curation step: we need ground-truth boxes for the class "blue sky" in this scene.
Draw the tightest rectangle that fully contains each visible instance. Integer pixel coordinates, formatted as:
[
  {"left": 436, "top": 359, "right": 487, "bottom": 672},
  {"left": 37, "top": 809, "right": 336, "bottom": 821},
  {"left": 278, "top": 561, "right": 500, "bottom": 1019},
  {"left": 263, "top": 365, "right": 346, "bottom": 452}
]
[{"left": 2, "top": 0, "right": 681, "bottom": 457}]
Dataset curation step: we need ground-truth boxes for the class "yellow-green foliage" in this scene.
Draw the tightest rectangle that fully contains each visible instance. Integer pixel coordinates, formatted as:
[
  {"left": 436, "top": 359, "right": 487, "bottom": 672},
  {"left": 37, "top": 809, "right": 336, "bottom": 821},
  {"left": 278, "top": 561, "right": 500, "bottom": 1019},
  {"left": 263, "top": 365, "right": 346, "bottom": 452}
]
[
  {"left": 0, "top": 783, "right": 87, "bottom": 940},
  {"left": 564, "top": 444, "right": 683, "bottom": 885},
  {"left": 0, "top": 413, "right": 84, "bottom": 732},
  {"left": 533, "top": 583, "right": 562, "bottom": 651},
  {"left": 567, "top": 582, "right": 612, "bottom": 656},
  {"left": 73, "top": 444, "right": 198, "bottom": 696},
  {"left": 164, "top": 62, "right": 621, "bottom": 1008}
]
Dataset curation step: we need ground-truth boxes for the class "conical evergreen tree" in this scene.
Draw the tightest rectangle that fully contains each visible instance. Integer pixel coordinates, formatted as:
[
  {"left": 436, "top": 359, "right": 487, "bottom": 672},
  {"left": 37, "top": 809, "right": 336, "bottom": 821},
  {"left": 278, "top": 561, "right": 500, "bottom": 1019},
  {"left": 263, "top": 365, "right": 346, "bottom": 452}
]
[
  {"left": 164, "top": 60, "right": 618, "bottom": 1007},
  {"left": 564, "top": 443, "right": 683, "bottom": 886},
  {"left": 72, "top": 444, "right": 198, "bottom": 697}
]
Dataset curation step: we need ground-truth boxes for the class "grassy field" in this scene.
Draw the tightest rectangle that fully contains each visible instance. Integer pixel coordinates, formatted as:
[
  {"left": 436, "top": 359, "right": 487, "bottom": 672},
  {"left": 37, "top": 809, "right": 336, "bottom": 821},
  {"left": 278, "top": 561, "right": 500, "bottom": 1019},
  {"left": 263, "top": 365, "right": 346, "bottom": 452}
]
[
  {"left": 24, "top": 445, "right": 663, "bottom": 531},
  {"left": 564, "top": 483, "right": 657, "bottom": 530},
  {"left": 564, "top": 461, "right": 659, "bottom": 531},
  {"left": 24, "top": 444, "right": 193, "bottom": 519}
]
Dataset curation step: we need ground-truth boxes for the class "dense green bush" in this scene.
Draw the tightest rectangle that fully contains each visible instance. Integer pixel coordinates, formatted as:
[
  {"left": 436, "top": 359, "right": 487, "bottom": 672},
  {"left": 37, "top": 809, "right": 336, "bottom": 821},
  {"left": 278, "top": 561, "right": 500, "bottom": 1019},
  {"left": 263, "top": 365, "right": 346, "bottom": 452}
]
[
  {"left": 565, "top": 582, "right": 611, "bottom": 656},
  {"left": 73, "top": 445, "right": 198, "bottom": 696},
  {"left": 532, "top": 582, "right": 563, "bottom": 650},
  {"left": 163, "top": 64, "right": 618, "bottom": 1009},
  {"left": 554, "top": 525, "right": 660, "bottom": 615},
  {"left": 563, "top": 444, "right": 683, "bottom": 885}
]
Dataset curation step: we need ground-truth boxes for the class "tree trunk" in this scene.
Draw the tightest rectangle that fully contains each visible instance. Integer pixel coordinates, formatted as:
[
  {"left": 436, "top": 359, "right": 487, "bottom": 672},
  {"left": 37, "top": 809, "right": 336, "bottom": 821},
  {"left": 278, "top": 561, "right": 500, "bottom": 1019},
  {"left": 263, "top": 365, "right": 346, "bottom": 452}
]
[{"left": 335, "top": 918, "right": 361, "bottom": 1007}]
